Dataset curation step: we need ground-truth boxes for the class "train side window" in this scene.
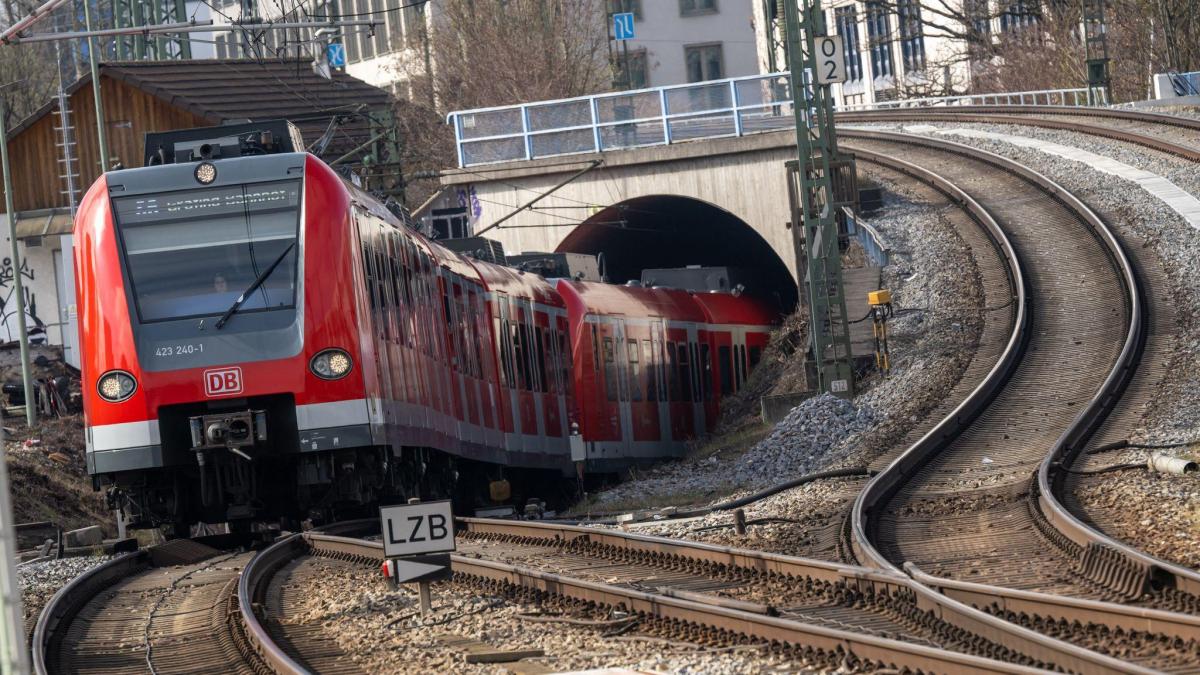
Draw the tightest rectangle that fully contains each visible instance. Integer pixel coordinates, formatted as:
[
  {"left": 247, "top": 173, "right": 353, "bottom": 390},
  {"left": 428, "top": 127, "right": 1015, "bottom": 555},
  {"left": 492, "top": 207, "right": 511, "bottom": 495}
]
[
  {"left": 603, "top": 337, "right": 617, "bottom": 402},
  {"left": 718, "top": 345, "right": 733, "bottom": 396},
  {"left": 535, "top": 326, "right": 549, "bottom": 393},
  {"left": 666, "top": 342, "right": 680, "bottom": 402},
  {"left": 627, "top": 339, "right": 642, "bottom": 402},
  {"left": 677, "top": 343, "right": 691, "bottom": 402},
  {"left": 591, "top": 324, "right": 600, "bottom": 373},
  {"left": 558, "top": 330, "right": 571, "bottom": 396},
  {"left": 697, "top": 343, "right": 709, "bottom": 402},
  {"left": 499, "top": 319, "right": 513, "bottom": 387},
  {"left": 512, "top": 323, "right": 527, "bottom": 391},
  {"left": 749, "top": 345, "right": 763, "bottom": 371},
  {"left": 642, "top": 339, "right": 656, "bottom": 402}
]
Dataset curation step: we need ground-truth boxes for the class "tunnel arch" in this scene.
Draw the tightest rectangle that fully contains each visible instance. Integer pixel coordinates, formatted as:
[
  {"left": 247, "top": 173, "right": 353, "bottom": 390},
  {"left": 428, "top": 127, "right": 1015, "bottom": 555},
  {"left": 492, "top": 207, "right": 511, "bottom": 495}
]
[{"left": 555, "top": 195, "right": 798, "bottom": 312}]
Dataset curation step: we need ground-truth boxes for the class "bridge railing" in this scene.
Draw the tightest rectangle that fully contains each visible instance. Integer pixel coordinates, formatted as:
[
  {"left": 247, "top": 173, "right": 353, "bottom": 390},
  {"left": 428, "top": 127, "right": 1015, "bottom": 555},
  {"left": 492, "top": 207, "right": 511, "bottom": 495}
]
[{"left": 446, "top": 73, "right": 1098, "bottom": 168}]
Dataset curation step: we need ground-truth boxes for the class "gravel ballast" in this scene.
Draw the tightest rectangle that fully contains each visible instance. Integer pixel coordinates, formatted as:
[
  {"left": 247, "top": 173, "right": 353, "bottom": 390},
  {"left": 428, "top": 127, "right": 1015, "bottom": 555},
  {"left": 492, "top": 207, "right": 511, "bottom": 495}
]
[
  {"left": 286, "top": 558, "right": 858, "bottom": 674},
  {"left": 16, "top": 555, "right": 111, "bottom": 636}
]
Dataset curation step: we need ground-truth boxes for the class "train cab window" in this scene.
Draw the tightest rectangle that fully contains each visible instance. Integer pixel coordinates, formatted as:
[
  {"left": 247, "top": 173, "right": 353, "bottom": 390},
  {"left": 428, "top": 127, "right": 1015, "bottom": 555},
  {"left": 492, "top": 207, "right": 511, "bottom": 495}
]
[
  {"left": 113, "top": 180, "right": 301, "bottom": 323},
  {"left": 718, "top": 345, "right": 733, "bottom": 396},
  {"left": 643, "top": 339, "right": 657, "bottom": 402},
  {"left": 603, "top": 337, "right": 617, "bottom": 402},
  {"left": 627, "top": 339, "right": 642, "bottom": 402},
  {"left": 677, "top": 343, "right": 692, "bottom": 402},
  {"left": 666, "top": 342, "right": 680, "bottom": 402}
]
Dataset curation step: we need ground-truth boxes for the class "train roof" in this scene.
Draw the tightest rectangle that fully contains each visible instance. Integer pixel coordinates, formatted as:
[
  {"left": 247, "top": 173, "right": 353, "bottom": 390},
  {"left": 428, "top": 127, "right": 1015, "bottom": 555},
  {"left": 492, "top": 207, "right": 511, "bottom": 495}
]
[
  {"left": 555, "top": 281, "right": 709, "bottom": 323},
  {"left": 471, "top": 259, "right": 564, "bottom": 307},
  {"left": 688, "top": 291, "right": 780, "bottom": 326}
]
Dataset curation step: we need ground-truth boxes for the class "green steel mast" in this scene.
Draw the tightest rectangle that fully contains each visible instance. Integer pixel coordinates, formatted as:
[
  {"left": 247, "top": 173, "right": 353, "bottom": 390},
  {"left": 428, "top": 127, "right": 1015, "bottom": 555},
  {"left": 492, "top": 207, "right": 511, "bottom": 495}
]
[{"left": 783, "top": 0, "right": 855, "bottom": 398}]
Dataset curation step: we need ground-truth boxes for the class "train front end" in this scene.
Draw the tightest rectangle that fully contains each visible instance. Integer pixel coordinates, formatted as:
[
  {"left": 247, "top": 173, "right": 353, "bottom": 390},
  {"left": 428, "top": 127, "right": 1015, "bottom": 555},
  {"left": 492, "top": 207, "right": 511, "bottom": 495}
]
[{"left": 75, "top": 125, "right": 371, "bottom": 533}]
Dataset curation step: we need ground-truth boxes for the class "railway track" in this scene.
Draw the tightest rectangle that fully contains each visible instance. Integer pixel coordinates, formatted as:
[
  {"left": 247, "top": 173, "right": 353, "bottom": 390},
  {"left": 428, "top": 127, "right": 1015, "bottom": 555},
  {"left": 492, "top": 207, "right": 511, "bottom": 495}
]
[
  {"left": 237, "top": 519, "right": 1192, "bottom": 674},
  {"left": 837, "top": 105, "right": 1200, "bottom": 158},
  {"left": 838, "top": 115, "right": 1200, "bottom": 597},
  {"left": 839, "top": 129, "right": 1200, "bottom": 666}
]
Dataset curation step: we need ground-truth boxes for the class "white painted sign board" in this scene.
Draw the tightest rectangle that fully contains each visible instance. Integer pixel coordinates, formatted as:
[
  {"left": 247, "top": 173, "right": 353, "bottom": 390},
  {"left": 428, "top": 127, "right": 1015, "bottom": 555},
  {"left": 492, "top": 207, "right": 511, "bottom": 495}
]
[
  {"left": 380, "top": 500, "right": 455, "bottom": 557},
  {"left": 815, "top": 35, "right": 846, "bottom": 84}
]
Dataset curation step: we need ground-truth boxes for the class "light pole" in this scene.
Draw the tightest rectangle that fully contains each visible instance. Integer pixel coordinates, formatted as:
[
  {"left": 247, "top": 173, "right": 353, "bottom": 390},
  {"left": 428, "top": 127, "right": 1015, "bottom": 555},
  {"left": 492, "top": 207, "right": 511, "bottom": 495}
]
[{"left": 0, "top": 92, "right": 36, "bottom": 428}]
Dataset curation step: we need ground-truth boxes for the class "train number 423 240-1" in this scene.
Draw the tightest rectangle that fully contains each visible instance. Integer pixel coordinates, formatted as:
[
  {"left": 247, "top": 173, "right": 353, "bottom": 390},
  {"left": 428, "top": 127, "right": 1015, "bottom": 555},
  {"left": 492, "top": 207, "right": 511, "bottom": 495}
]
[{"left": 155, "top": 343, "right": 204, "bottom": 357}]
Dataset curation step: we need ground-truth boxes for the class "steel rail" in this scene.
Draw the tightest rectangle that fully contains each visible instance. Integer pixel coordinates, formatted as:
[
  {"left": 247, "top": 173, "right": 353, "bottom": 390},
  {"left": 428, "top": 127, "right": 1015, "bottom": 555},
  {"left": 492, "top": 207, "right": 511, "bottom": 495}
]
[
  {"left": 290, "top": 532, "right": 1051, "bottom": 675},
  {"left": 31, "top": 551, "right": 151, "bottom": 675},
  {"left": 463, "top": 519, "right": 1200, "bottom": 650},
  {"left": 840, "top": 128, "right": 1191, "bottom": 618},
  {"left": 837, "top": 104, "right": 1200, "bottom": 134},
  {"left": 837, "top": 108, "right": 1200, "bottom": 163},
  {"left": 844, "top": 121, "right": 1200, "bottom": 603}
]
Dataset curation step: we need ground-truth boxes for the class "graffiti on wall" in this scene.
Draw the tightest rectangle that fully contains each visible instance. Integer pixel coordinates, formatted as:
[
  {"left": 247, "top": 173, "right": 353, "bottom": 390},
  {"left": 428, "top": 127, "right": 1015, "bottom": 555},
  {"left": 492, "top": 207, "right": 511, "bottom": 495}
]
[{"left": 0, "top": 255, "right": 44, "bottom": 343}]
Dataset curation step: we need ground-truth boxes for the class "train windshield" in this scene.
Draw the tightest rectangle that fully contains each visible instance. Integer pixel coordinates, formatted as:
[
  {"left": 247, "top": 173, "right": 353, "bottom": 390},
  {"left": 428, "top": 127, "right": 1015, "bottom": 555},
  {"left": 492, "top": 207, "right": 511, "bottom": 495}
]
[{"left": 112, "top": 180, "right": 302, "bottom": 323}]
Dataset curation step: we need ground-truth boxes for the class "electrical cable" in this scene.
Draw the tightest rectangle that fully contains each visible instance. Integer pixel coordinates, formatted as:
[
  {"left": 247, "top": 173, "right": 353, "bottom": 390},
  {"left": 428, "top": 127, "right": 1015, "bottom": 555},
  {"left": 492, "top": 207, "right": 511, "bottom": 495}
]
[{"left": 1086, "top": 438, "right": 1200, "bottom": 454}]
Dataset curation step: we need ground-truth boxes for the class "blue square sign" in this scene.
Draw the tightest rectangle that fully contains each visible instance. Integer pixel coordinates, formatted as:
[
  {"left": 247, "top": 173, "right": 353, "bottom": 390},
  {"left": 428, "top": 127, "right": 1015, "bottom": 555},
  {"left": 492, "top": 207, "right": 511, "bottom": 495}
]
[
  {"left": 613, "top": 12, "right": 635, "bottom": 41},
  {"left": 326, "top": 42, "right": 346, "bottom": 68}
]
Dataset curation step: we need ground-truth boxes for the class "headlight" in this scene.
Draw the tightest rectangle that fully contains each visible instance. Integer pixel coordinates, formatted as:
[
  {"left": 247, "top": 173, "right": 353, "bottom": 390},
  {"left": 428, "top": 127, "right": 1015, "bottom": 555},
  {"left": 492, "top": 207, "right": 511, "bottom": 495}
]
[
  {"left": 97, "top": 370, "right": 137, "bottom": 402},
  {"left": 310, "top": 349, "right": 353, "bottom": 380}
]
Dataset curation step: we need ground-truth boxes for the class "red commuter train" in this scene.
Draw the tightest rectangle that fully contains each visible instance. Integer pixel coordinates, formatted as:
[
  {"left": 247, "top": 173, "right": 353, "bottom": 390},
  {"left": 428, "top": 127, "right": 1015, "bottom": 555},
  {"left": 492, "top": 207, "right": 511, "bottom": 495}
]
[{"left": 74, "top": 122, "right": 778, "bottom": 532}]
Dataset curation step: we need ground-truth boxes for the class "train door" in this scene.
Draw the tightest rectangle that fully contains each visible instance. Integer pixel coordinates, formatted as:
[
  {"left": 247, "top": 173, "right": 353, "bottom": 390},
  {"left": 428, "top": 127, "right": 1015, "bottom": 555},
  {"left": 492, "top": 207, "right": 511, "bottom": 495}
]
[
  {"left": 373, "top": 223, "right": 397, "bottom": 441},
  {"left": 513, "top": 300, "right": 540, "bottom": 446},
  {"left": 651, "top": 320, "right": 671, "bottom": 442},
  {"left": 592, "top": 318, "right": 628, "bottom": 450},
  {"left": 556, "top": 313, "right": 572, "bottom": 438},
  {"left": 627, "top": 322, "right": 660, "bottom": 443},
  {"left": 613, "top": 318, "right": 634, "bottom": 448},
  {"left": 472, "top": 290, "right": 496, "bottom": 433},
  {"left": 708, "top": 328, "right": 734, "bottom": 429},
  {"left": 664, "top": 325, "right": 693, "bottom": 441},
  {"left": 539, "top": 313, "right": 564, "bottom": 440},
  {"left": 688, "top": 327, "right": 707, "bottom": 436},
  {"left": 495, "top": 293, "right": 519, "bottom": 444}
]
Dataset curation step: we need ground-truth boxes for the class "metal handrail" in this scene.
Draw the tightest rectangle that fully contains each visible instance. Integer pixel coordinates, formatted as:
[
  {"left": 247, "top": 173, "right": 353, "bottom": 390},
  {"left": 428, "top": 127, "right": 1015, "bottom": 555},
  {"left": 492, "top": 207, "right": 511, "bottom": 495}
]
[{"left": 446, "top": 71, "right": 1099, "bottom": 167}]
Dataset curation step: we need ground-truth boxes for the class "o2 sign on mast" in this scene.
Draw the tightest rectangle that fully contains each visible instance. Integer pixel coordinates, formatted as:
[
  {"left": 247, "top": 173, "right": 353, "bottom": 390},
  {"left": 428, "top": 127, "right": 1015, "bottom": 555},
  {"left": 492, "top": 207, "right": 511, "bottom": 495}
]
[{"left": 815, "top": 35, "right": 846, "bottom": 84}]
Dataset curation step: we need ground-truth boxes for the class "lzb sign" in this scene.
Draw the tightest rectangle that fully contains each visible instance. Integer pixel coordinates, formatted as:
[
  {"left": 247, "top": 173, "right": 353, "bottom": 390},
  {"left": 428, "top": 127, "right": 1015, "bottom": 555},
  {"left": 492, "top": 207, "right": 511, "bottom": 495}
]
[
  {"left": 381, "top": 500, "right": 455, "bottom": 557},
  {"left": 815, "top": 35, "right": 846, "bottom": 84}
]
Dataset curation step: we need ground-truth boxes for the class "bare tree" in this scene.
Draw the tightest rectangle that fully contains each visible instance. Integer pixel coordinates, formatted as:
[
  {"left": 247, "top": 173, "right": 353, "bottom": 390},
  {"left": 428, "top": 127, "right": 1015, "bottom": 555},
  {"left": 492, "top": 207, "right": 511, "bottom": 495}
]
[
  {"left": 417, "top": 0, "right": 611, "bottom": 112},
  {"left": 0, "top": 10, "right": 60, "bottom": 130}
]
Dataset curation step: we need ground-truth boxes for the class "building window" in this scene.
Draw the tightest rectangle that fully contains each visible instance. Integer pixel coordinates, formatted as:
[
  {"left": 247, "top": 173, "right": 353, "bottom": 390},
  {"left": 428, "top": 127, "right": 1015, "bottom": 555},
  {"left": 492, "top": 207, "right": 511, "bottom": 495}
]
[
  {"left": 609, "top": 0, "right": 642, "bottom": 19},
  {"left": 865, "top": 1, "right": 893, "bottom": 79},
  {"left": 403, "top": 0, "right": 424, "bottom": 49},
  {"left": 966, "top": 0, "right": 991, "bottom": 35},
  {"left": 1000, "top": 0, "right": 1039, "bottom": 31},
  {"left": 615, "top": 48, "right": 648, "bottom": 89},
  {"left": 684, "top": 43, "right": 724, "bottom": 82},
  {"left": 835, "top": 6, "right": 863, "bottom": 81},
  {"left": 680, "top": 0, "right": 717, "bottom": 17},
  {"left": 897, "top": 0, "right": 926, "bottom": 72}
]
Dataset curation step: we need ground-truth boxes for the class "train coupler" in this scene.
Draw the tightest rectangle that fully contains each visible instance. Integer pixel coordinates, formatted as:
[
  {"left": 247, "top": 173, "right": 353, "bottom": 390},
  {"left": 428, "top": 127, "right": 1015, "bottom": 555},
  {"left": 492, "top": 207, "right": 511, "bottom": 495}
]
[{"left": 188, "top": 409, "right": 267, "bottom": 454}]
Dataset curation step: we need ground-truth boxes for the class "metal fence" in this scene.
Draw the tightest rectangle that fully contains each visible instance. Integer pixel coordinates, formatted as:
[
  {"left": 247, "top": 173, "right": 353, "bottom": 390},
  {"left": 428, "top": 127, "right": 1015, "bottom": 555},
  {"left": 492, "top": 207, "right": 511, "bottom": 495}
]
[
  {"left": 844, "top": 208, "right": 890, "bottom": 267},
  {"left": 446, "top": 72, "right": 1100, "bottom": 167}
]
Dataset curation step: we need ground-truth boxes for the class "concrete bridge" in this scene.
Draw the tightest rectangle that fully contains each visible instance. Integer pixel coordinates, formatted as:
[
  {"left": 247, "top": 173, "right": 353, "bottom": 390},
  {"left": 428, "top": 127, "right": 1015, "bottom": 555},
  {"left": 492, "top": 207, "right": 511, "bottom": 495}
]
[{"left": 422, "top": 129, "right": 803, "bottom": 310}]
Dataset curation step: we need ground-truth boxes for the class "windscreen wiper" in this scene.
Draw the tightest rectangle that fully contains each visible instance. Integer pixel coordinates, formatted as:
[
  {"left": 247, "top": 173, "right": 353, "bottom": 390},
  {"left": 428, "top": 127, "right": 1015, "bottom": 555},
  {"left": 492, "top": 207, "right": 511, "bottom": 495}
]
[{"left": 215, "top": 241, "right": 296, "bottom": 330}]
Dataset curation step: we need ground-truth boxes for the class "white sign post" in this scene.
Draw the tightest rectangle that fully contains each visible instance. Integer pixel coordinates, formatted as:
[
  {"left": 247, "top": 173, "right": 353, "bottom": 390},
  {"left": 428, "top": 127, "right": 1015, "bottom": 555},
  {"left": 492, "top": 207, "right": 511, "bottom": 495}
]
[
  {"left": 380, "top": 498, "right": 455, "bottom": 617},
  {"left": 815, "top": 35, "right": 846, "bottom": 84}
]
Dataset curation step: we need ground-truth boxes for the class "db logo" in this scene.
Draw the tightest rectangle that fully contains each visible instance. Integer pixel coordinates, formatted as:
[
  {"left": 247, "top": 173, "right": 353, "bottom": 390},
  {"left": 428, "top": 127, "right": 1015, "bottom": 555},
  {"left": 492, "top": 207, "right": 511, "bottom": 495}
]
[{"left": 204, "top": 367, "right": 243, "bottom": 397}]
